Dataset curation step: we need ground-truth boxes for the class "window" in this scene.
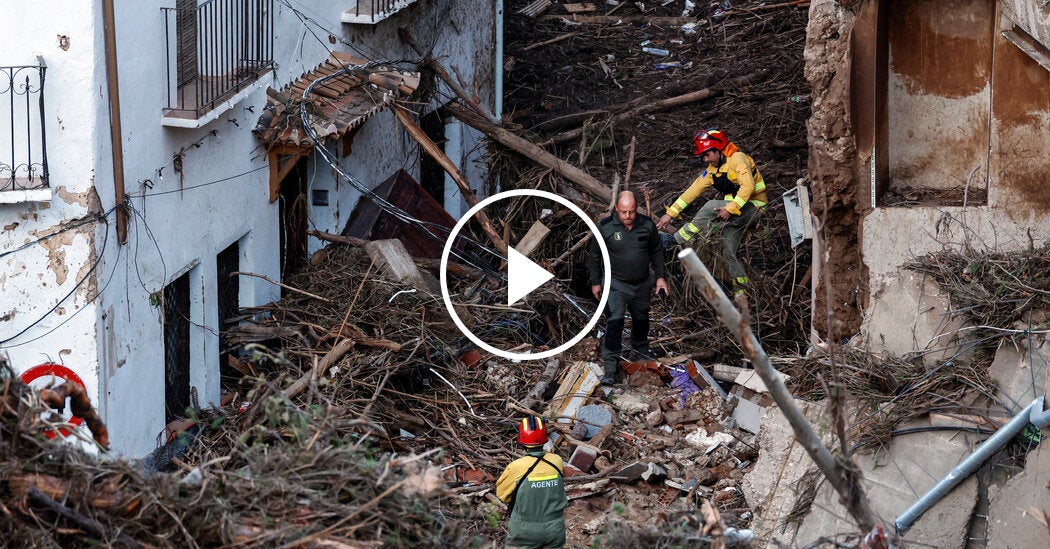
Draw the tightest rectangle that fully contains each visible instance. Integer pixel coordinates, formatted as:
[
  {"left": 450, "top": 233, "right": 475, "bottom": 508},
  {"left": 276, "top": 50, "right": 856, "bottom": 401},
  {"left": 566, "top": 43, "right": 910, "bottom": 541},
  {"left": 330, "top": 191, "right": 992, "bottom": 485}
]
[{"left": 163, "top": 271, "right": 191, "bottom": 424}]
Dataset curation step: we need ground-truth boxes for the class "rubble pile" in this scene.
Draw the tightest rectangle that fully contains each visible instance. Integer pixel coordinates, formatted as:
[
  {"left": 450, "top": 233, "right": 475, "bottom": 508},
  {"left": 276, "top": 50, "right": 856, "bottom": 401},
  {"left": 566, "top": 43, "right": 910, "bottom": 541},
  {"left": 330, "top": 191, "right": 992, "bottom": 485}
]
[
  {"left": 0, "top": 357, "right": 473, "bottom": 548},
  {"left": 498, "top": 0, "right": 815, "bottom": 356}
]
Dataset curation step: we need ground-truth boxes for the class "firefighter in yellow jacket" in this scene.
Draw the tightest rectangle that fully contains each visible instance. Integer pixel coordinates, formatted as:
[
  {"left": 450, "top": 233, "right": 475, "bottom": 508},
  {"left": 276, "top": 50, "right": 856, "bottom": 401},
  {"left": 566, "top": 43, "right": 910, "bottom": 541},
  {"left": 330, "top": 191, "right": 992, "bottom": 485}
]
[
  {"left": 657, "top": 129, "right": 767, "bottom": 295},
  {"left": 496, "top": 416, "right": 567, "bottom": 549}
]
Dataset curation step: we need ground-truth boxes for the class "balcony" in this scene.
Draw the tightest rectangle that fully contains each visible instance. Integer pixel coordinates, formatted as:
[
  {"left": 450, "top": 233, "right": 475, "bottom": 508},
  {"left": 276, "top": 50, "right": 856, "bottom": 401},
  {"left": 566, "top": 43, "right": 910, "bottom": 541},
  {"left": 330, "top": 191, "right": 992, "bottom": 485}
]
[
  {"left": 162, "top": 0, "right": 274, "bottom": 127},
  {"left": 0, "top": 59, "right": 49, "bottom": 203},
  {"left": 341, "top": 0, "right": 418, "bottom": 25}
]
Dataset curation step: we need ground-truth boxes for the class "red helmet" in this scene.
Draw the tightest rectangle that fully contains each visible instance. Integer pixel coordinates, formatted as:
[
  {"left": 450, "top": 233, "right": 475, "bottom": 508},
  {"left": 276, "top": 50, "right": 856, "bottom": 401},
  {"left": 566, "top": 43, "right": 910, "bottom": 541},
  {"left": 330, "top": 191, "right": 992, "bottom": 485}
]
[
  {"left": 693, "top": 129, "right": 730, "bottom": 156},
  {"left": 517, "top": 416, "right": 548, "bottom": 446}
]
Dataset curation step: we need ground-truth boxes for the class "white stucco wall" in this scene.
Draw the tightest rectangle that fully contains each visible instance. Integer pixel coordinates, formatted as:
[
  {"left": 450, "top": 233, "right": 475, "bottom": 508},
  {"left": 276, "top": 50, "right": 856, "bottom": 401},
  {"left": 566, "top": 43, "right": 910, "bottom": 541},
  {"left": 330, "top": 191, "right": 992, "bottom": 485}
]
[
  {"left": 2, "top": 0, "right": 496, "bottom": 456},
  {"left": 0, "top": 1, "right": 105, "bottom": 446}
]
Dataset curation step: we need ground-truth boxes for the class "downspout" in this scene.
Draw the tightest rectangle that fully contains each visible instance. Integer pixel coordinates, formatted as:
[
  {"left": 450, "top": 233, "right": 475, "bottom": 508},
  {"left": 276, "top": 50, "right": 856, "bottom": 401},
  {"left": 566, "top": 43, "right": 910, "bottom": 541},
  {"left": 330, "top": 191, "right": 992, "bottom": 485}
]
[
  {"left": 495, "top": 0, "right": 504, "bottom": 122},
  {"left": 102, "top": 0, "right": 128, "bottom": 244}
]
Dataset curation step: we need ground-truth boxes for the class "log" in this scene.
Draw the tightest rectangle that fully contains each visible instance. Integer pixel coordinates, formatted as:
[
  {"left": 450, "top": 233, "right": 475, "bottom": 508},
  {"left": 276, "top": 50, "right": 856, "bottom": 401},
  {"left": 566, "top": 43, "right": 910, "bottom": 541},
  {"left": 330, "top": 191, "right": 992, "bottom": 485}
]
[
  {"left": 284, "top": 339, "right": 356, "bottom": 400},
  {"left": 393, "top": 105, "right": 507, "bottom": 254},
  {"left": 398, "top": 29, "right": 499, "bottom": 124},
  {"left": 549, "top": 72, "right": 765, "bottom": 144},
  {"left": 27, "top": 487, "right": 143, "bottom": 548},
  {"left": 523, "top": 32, "right": 579, "bottom": 52},
  {"left": 550, "top": 89, "right": 717, "bottom": 144},
  {"left": 540, "top": 14, "right": 700, "bottom": 25},
  {"left": 447, "top": 103, "right": 613, "bottom": 204},
  {"left": 677, "top": 249, "right": 882, "bottom": 537},
  {"left": 520, "top": 358, "right": 563, "bottom": 411}
]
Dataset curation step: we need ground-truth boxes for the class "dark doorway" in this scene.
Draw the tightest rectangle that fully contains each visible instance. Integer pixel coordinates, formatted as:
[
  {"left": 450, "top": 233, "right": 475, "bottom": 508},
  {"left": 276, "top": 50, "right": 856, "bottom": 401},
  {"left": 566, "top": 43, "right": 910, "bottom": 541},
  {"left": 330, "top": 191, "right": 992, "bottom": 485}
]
[
  {"left": 419, "top": 107, "right": 448, "bottom": 206},
  {"left": 278, "top": 156, "right": 309, "bottom": 281},
  {"left": 216, "top": 240, "right": 240, "bottom": 384},
  {"left": 163, "top": 271, "right": 191, "bottom": 424}
]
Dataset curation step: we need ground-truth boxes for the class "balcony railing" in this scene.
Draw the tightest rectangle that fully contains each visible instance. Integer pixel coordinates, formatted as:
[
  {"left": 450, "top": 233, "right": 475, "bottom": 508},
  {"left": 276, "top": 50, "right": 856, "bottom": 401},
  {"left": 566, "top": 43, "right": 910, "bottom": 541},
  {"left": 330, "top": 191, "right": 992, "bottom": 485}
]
[
  {"left": 163, "top": 0, "right": 274, "bottom": 121},
  {"left": 341, "top": 0, "right": 418, "bottom": 24},
  {"left": 0, "top": 60, "right": 48, "bottom": 192}
]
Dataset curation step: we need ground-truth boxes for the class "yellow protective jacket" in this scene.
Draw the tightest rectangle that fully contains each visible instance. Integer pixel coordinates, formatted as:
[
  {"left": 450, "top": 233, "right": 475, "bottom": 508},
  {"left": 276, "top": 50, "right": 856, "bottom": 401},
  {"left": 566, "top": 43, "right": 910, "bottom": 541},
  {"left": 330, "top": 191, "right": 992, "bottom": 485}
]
[{"left": 665, "top": 142, "right": 768, "bottom": 218}]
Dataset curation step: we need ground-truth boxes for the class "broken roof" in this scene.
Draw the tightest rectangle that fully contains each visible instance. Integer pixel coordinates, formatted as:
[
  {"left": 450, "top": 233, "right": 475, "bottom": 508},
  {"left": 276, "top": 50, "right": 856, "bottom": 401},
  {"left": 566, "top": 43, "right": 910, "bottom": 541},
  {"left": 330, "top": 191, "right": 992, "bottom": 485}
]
[{"left": 253, "top": 51, "right": 419, "bottom": 150}]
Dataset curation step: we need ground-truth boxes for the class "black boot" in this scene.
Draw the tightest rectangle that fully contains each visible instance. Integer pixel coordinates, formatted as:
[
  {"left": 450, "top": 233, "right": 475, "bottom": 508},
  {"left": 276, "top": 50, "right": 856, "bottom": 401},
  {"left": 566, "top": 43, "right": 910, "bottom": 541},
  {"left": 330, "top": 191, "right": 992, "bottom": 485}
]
[{"left": 601, "top": 357, "right": 620, "bottom": 385}]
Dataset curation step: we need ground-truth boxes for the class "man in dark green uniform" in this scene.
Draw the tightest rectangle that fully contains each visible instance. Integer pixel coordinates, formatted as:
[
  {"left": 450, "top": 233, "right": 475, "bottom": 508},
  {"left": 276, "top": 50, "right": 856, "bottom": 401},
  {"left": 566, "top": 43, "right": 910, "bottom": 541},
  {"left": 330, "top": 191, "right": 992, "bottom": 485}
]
[
  {"left": 496, "top": 416, "right": 567, "bottom": 549},
  {"left": 588, "top": 191, "right": 669, "bottom": 385}
]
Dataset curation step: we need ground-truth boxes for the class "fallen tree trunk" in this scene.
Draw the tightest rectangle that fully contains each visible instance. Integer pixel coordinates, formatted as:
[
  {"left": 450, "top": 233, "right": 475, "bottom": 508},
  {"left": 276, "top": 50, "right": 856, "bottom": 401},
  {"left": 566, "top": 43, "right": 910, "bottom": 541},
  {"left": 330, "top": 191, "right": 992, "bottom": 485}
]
[
  {"left": 549, "top": 72, "right": 766, "bottom": 144},
  {"left": 399, "top": 29, "right": 499, "bottom": 125},
  {"left": 447, "top": 103, "right": 613, "bottom": 204}
]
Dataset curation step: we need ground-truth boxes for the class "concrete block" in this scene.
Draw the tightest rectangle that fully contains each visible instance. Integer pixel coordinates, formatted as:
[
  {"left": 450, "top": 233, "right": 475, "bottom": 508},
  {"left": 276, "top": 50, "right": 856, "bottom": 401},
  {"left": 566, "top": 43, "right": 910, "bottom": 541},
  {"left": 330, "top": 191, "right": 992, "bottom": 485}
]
[
  {"left": 610, "top": 392, "right": 651, "bottom": 415},
  {"left": 741, "top": 400, "right": 827, "bottom": 543},
  {"left": 986, "top": 440, "right": 1050, "bottom": 548},
  {"left": 859, "top": 271, "right": 972, "bottom": 366},
  {"left": 988, "top": 335, "right": 1049, "bottom": 410},
  {"left": 684, "top": 427, "right": 734, "bottom": 452},
  {"left": 576, "top": 404, "right": 613, "bottom": 438},
  {"left": 793, "top": 419, "right": 978, "bottom": 548},
  {"left": 730, "top": 398, "right": 764, "bottom": 434}
]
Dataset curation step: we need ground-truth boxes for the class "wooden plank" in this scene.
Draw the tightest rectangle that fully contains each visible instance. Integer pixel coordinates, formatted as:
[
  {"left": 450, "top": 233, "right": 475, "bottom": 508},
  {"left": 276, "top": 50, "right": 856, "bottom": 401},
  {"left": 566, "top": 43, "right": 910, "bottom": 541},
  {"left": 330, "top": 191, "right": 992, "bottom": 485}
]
[
  {"left": 514, "top": 220, "right": 551, "bottom": 258},
  {"left": 363, "top": 239, "right": 434, "bottom": 292},
  {"left": 564, "top": 3, "right": 598, "bottom": 13},
  {"left": 549, "top": 361, "right": 602, "bottom": 423},
  {"left": 517, "top": 0, "right": 552, "bottom": 17}
]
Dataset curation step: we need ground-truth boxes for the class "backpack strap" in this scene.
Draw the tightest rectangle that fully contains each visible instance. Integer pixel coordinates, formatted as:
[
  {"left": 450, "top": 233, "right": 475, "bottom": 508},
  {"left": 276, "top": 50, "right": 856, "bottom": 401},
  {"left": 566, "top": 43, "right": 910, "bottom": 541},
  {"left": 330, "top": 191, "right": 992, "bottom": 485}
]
[{"left": 507, "top": 455, "right": 562, "bottom": 515}]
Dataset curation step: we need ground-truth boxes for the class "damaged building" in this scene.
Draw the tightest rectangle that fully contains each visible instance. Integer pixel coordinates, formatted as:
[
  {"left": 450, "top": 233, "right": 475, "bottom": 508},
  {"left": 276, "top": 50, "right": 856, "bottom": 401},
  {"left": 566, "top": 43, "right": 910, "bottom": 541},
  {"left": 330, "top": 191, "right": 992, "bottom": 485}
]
[
  {"left": 0, "top": 0, "right": 500, "bottom": 455},
  {"left": 1, "top": 0, "right": 1049, "bottom": 547}
]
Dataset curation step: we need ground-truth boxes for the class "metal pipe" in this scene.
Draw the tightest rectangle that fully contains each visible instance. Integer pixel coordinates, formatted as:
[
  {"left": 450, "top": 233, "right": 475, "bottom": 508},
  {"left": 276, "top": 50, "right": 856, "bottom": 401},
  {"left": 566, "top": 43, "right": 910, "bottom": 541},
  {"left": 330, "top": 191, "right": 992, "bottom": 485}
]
[
  {"left": 894, "top": 396, "right": 1050, "bottom": 534},
  {"left": 36, "top": 57, "right": 48, "bottom": 185},
  {"left": 101, "top": 0, "right": 127, "bottom": 244}
]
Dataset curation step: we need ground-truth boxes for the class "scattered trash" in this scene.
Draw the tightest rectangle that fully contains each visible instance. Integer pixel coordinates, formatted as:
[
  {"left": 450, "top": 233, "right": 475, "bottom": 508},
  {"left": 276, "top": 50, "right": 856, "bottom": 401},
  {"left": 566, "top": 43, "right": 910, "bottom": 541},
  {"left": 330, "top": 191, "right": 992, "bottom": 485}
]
[
  {"left": 642, "top": 46, "right": 670, "bottom": 57},
  {"left": 654, "top": 61, "right": 689, "bottom": 70}
]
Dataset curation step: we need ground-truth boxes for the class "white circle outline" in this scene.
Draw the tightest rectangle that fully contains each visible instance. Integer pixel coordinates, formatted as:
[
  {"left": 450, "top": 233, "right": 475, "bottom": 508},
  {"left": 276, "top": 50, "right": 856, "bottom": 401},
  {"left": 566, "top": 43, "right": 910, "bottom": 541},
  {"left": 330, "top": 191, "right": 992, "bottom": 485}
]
[{"left": 440, "top": 189, "right": 611, "bottom": 361}]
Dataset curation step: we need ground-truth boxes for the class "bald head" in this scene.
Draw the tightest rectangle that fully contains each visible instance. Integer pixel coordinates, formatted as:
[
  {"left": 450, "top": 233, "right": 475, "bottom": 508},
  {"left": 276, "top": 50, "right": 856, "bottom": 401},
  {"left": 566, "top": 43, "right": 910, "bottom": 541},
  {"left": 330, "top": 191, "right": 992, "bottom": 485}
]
[{"left": 615, "top": 191, "right": 638, "bottom": 229}]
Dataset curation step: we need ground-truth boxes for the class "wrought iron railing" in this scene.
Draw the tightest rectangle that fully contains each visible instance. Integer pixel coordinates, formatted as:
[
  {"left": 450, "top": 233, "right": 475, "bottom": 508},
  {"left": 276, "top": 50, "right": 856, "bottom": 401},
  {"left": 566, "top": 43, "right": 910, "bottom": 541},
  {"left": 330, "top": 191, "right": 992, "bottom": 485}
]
[
  {"left": 0, "top": 60, "right": 48, "bottom": 192},
  {"left": 345, "top": 0, "right": 417, "bottom": 23},
  {"left": 163, "top": 0, "right": 274, "bottom": 119}
]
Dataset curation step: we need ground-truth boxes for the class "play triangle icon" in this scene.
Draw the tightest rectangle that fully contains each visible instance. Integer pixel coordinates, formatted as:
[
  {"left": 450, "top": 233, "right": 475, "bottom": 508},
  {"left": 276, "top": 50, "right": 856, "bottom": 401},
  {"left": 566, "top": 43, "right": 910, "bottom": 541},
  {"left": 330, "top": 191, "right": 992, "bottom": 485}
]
[{"left": 507, "top": 246, "right": 554, "bottom": 306}]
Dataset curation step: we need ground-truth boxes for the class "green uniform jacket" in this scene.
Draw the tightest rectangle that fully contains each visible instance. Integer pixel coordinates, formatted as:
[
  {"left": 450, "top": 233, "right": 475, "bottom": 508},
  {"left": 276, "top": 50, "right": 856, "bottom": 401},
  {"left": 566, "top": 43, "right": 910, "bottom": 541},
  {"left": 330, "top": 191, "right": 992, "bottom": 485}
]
[
  {"left": 587, "top": 213, "right": 666, "bottom": 286},
  {"left": 496, "top": 451, "right": 567, "bottom": 548}
]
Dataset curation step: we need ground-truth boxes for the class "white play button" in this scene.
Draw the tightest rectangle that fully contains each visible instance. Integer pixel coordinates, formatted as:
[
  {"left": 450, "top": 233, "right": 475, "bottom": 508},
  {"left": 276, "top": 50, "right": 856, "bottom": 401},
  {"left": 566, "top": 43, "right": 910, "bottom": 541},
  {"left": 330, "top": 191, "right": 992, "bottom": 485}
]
[
  {"left": 507, "top": 246, "right": 555, "bottom": 306},
  {"left": 440, "top": 189, "right": 610, "bottom": 361}
]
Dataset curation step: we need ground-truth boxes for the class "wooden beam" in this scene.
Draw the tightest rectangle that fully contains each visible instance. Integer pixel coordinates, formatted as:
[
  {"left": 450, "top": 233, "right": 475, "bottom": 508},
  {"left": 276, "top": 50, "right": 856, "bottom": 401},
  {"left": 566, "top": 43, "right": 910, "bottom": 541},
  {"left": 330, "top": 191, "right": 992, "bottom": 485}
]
[
  {"left": 446, "top": 103, "right": 613, "bottom": 204},
  {"left": 392, "top": 104, "right": 508, "bottom": 254}
]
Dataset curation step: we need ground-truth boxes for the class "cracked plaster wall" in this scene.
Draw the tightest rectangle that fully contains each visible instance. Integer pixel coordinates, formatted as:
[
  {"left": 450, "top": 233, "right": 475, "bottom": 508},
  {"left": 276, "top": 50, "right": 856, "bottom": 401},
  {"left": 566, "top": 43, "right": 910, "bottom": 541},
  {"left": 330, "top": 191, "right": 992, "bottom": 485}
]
[
  {"left": 806, "top": 0, "right": 1050, "bottom": 353},
  {"left": 1, "top": 1, "right": 104, "bottom": 446}
]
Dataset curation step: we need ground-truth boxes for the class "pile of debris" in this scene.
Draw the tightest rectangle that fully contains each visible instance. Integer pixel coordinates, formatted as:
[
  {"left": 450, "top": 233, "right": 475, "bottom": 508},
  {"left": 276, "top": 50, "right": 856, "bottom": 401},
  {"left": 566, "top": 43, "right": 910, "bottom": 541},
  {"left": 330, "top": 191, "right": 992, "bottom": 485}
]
[{"left": 0, "top": 353, "right": 473, "bottom": 548}]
